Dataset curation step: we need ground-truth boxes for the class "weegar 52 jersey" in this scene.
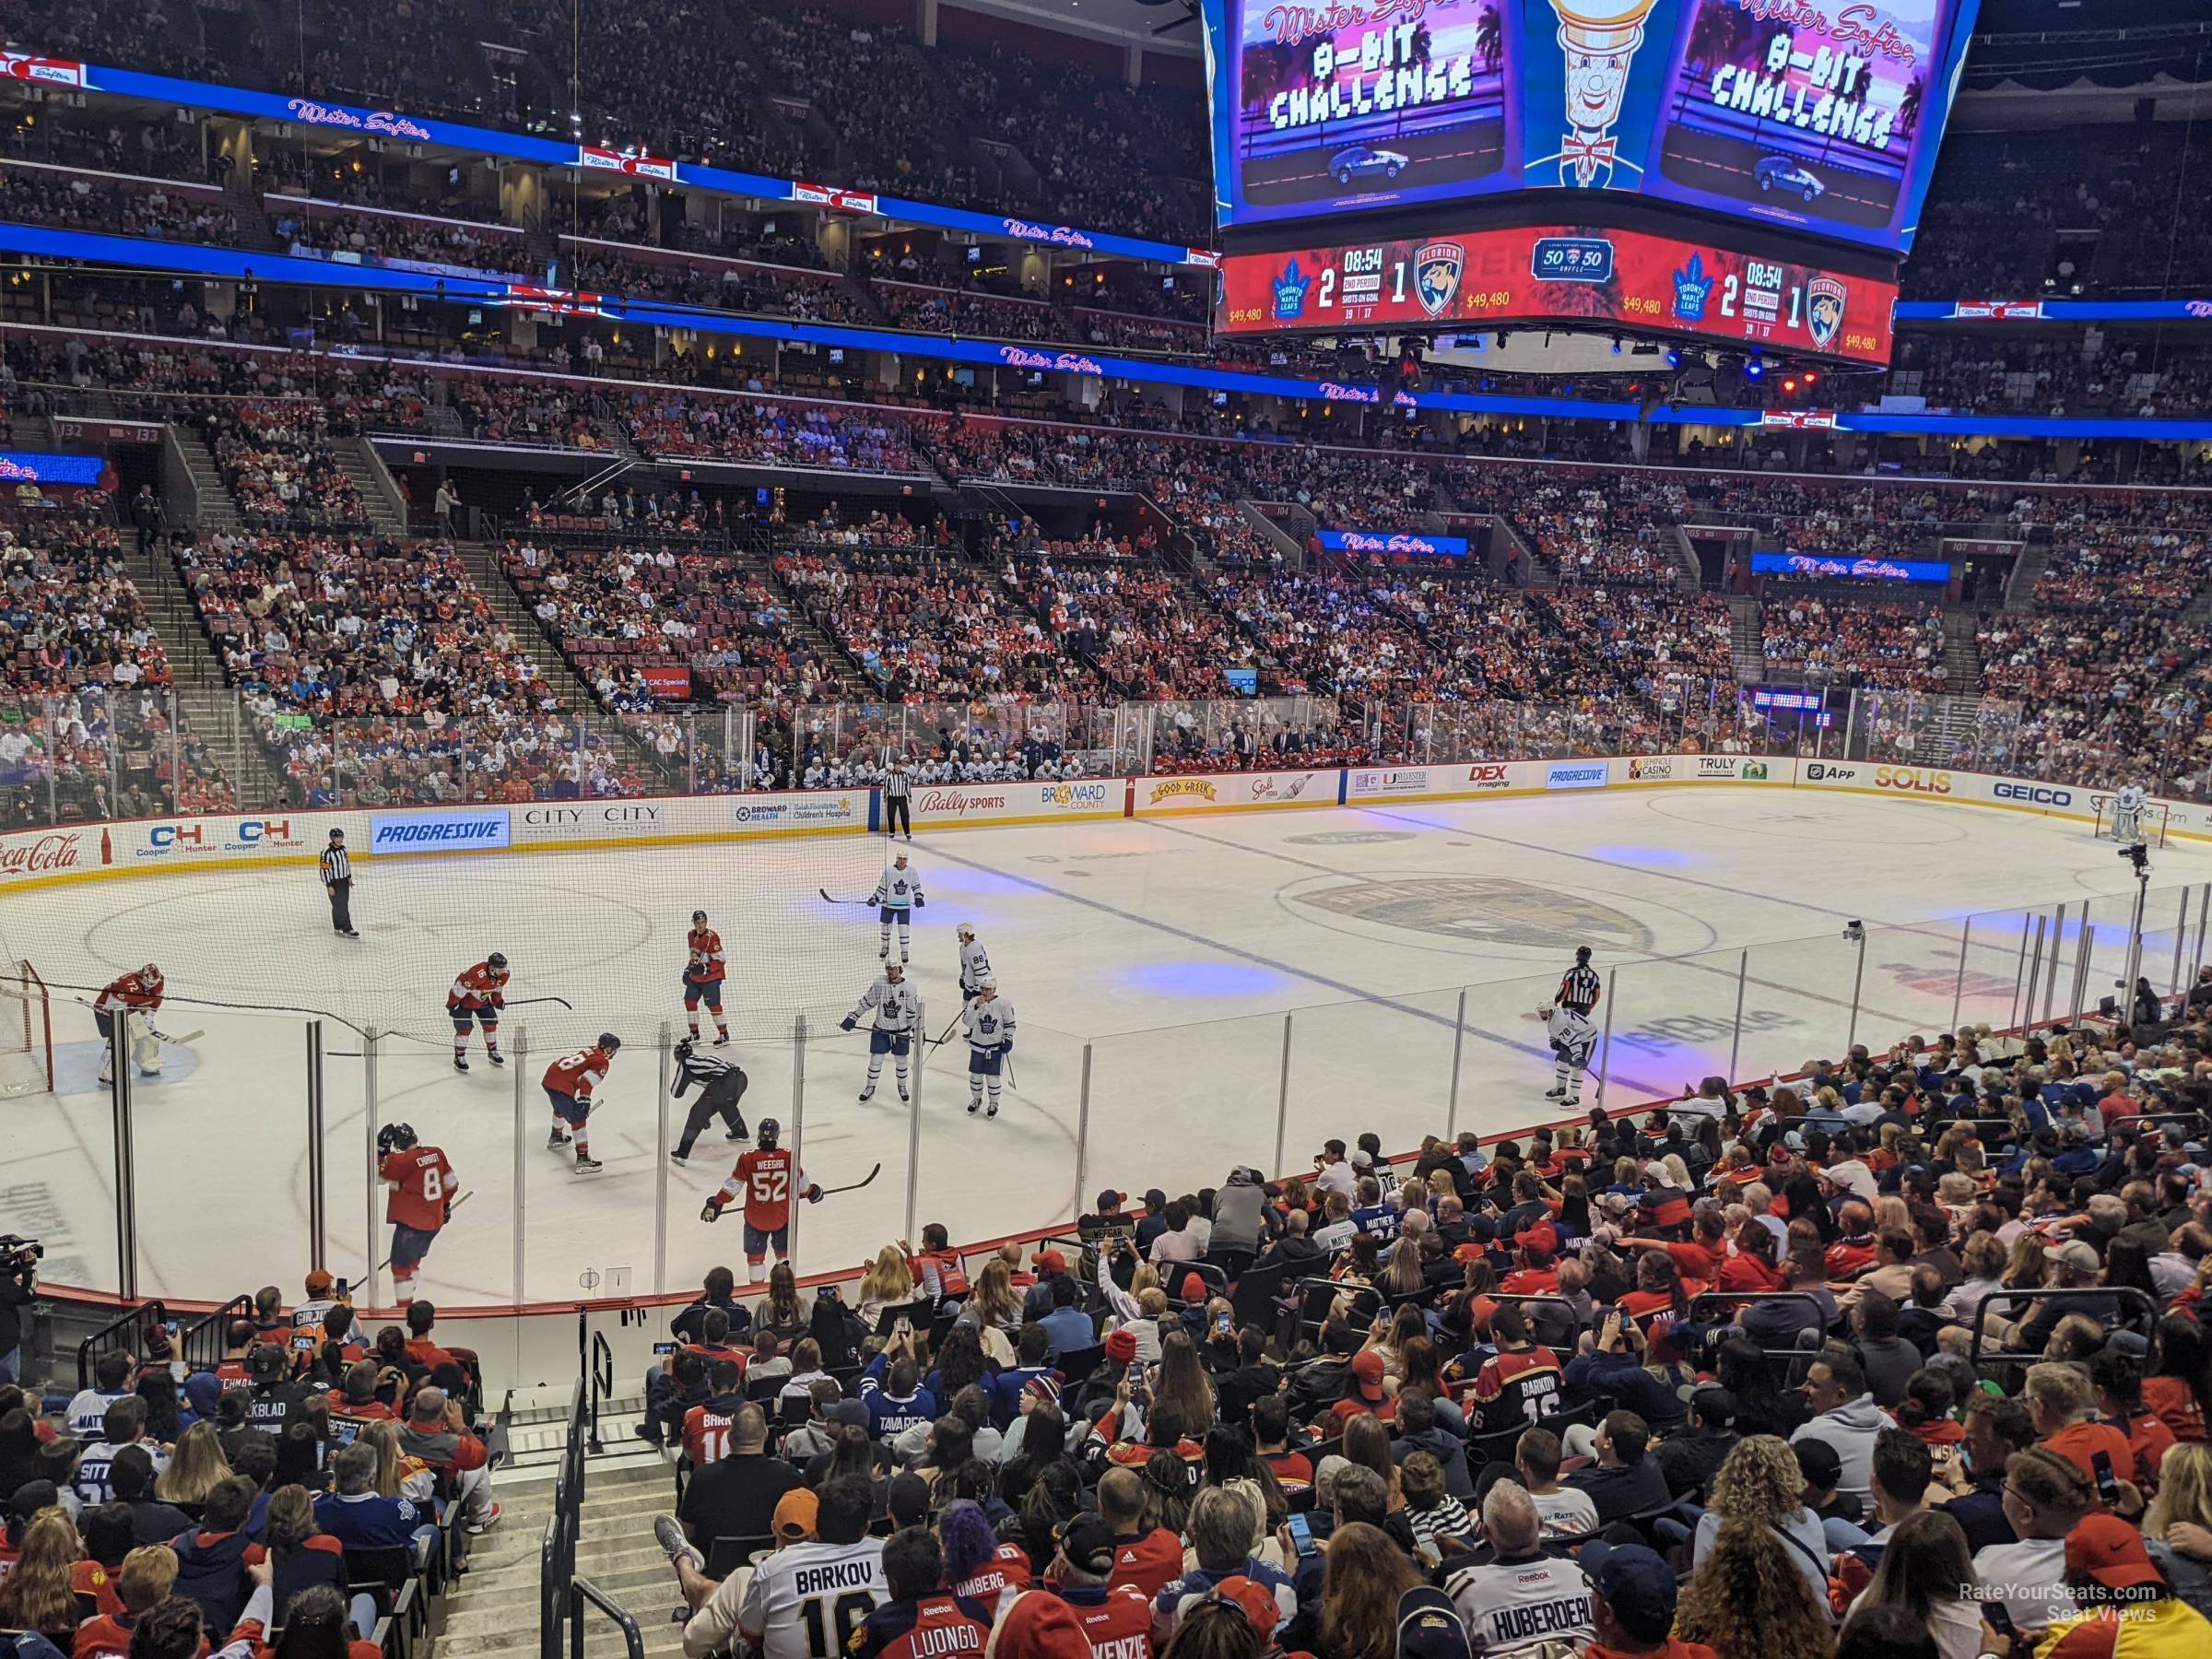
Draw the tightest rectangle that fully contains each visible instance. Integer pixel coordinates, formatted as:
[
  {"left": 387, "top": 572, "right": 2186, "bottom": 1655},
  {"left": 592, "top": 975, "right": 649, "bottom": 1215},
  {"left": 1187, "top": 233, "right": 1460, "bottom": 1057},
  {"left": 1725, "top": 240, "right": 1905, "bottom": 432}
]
[
  {"left": 686, "top": 927, "right": 726, "bottom": 983},
  {"left": 544, "top": 1045, "right": 613, "bottom": 1101},
  {"left": 448, "top": 961, "right": 510, "bottom": 1011},
  {"left": 718, "top": 1147, "right": 807, "bottom": 1230},
  {"left": 381, "top": 1146, "right": 455, "bottom": 1231}
]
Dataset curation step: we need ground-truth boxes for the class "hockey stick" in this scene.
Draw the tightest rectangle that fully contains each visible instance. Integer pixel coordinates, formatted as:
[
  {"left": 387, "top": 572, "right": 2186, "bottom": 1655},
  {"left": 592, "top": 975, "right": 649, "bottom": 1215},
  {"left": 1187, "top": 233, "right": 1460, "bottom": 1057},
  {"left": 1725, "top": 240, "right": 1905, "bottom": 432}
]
[
  {"left": 375, "top": 1193, "right": 473, "bottom": 1270},
  {"left": 815, "top": 1164, "right": 882, "bottom": 1197},
  {"left": 928, "top": 1008, "right": 963, "bottom": 1049},
  {"left": 1005, "top": 1054, "right": 1018, "bottom": 1090},
  {"left": 508, "top": 995, "right": 574, "bottom": 1010},
  {"left": 818, "top": 888, "right": 874, "bottom": 907}
]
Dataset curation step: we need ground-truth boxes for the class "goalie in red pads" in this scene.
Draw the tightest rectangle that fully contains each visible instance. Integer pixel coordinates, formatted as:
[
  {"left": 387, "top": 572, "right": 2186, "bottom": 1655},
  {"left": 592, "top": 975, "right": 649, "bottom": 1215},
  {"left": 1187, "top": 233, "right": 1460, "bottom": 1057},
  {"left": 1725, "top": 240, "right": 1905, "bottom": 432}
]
[
  {"left": 701, "top": 1117, "right": 818, "bottom": 1278},
  {"left": 94, "top": 964, "right": 166, "bottom": 1086}
]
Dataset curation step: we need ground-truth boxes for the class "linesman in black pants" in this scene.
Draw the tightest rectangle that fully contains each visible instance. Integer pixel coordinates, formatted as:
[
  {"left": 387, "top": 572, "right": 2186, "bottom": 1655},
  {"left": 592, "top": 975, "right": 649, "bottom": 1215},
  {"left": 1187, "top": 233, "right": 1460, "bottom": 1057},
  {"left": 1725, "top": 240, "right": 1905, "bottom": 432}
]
[
  {"left": 320, "top": 829, "right": 359, "bottom": 937},
  {"left": 668, "top": 1037, "right": 748, "bottom": 1164},
  {"left": 883, "top": 754, "right": 913, "bottom": 840}
]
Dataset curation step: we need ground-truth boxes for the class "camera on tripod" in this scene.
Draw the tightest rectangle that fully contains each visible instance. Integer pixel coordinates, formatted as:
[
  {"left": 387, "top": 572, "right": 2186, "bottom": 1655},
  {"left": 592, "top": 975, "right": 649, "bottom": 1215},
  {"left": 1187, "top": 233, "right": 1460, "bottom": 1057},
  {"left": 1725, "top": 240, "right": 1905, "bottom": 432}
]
[
  {"left": 0, "top": 1234, "right": 43, "bottom": 1274},
  {"left": 2119, "top": 842, "right": 2150, "bottom": 872}
]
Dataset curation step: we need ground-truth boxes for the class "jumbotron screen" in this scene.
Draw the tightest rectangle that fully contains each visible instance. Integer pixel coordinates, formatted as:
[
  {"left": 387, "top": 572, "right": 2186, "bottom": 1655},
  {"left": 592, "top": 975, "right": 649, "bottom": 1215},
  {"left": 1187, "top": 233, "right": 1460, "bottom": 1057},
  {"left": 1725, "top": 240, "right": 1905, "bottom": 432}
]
[
  {"left": 1213, "top": 221, "right": 1898, "bottom": 364},
  {"left": 1198, "top": 0, "right": 1982, "bottom": 254}
]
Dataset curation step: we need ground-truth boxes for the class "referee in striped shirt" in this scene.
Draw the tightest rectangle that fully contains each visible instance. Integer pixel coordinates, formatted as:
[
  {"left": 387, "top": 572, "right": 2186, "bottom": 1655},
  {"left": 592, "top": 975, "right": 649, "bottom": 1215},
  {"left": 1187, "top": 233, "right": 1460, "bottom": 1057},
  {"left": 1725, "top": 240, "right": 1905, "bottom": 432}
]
[
  {"left": 320, "top": 830, "right": 359, "bottom": 937},
  {"left": 883, "top": 753, "right": 913, "bottom": 841},
  {"left": 669, "top": 1037, "right": 748, "bottom": 1162},
  {"left": 1555, "top": 946, "right": 1601, "bottom": 1016}
]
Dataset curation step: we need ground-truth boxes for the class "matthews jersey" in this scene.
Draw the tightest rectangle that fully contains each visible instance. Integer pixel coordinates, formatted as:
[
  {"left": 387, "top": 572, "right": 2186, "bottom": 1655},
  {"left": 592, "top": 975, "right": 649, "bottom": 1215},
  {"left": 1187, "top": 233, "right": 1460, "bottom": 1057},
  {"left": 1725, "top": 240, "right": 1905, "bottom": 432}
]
[
  {"left": 718, "top": 1147, "right": 808, "bottom": 1231},
  {"left": 848, "top": 976, "right": 920, "bottom": 1032},
  {"left": 685, "top": 927, "right": 726, "bottom": 982},
  {"left": 447, "top": 960, "right": 510, "bottom": 1011},
  {"left": 380, "top": 1146, "right": 455, "bottom": 1230},
  {"left": 738, "top": 1535, "right": 887, "bottom": 1659},
  {"left": 849, "top": 1592, "right": 990, "bottom": 1659},
  {"left": 1444, "top": 1555, "right": 1595, "bottom": 1654},
  {"left": 544, "top": 1044, "right": 613, "bottom": 1102},
  {"left": 96, "top": 969, "right": 164, "bottom": 1016},
  {"left": 958, "top": 936, "right": 992, "bottom": 991},
  {"left": 962, "top": 994, "right": 1016, "bottom": 1053},
  {"left": 869, "top": 864, "right": 923, "bottom": 912}
]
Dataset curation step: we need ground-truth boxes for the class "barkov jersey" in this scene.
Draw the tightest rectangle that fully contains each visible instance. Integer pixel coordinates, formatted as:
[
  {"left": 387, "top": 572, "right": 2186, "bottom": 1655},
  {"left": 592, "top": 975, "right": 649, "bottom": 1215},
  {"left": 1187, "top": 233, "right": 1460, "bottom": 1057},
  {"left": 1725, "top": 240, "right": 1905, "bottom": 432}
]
[{"left": 737, "top": 1536, "right": 887, "bottom": 1659}]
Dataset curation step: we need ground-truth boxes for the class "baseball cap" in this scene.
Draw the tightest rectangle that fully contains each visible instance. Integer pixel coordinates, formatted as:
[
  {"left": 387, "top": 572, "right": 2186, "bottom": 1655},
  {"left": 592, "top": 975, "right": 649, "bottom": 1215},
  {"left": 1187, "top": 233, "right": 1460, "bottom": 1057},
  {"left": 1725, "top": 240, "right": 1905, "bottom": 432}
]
[
  {"left": 1105, "top": 1328, "right": 1138, "bottom": 1364},
  {"left": 824, "top": 1398, "right": 870, "bottom": 1429},
  {"left": 248, "top": 1342, "right": 289, "bottom": 1380},
  {"left": 2065, "top": 1513, "right": 2164, "bottom": 1590},
  {"left": 305, "top": 1269, "right": 335, "bottom": 1295},
  {"left": 1351, "top": 1349, "right": 1387, "bottom": 1402},
  {"left": 887, "top": 1472, "right": 931, "bottom": 1530},
  {"left": 1055, "top": 1513, "right": 1117, "bottom": 1578},
  {"left": 1031, "top": 1249, "right": 1067, "bottom": 1274},
  {"left": 1685, "top": 1385, "right": 1738, "bottom": 1428},
  {"left": 2044, "top": 1239, "right": 2100, "bottom": 1273},
  {"left": 1205, "top": 1576, "right": 1282, "bottom": 1638},
  {"left": 1598, "top": 1192, "right": 1634, "bottom": 1216},
  {"left": 1351, "top": 1148, "right": 1374, "bottom": 1170},
  {"left": 1580, "top": 1541, "right": 1679, "bottom": 1643},
  {"left": 1095, "top": 1190, "right": 1125, "bottom": 1212},
  {"left": 1794, "top": 1438, "right": 1842, "bottom": 1492},
  {"left": 1517, "top": 1221, "right": 1559, "bottom": 1254},
  {"left": 771, "top": 1488, "right": 818, "bottom": 1541},
  {"left": 1396, "top": 1586, "right": 1472, "bottom": 1659}
]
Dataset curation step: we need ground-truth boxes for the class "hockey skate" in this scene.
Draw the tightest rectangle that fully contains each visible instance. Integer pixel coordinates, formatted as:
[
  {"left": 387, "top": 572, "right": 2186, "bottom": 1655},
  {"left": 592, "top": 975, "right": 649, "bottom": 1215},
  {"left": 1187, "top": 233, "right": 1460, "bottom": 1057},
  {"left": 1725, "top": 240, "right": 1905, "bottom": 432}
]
[
  {"left": 571, "top": 1154, "right": 604, "bottom": 1174},
  {"left": 486, "top": 1050, "right": 504, "bottom": 1067},
  {"left": 669, "top": 1151, "right": 688, "bottom": 1166},
  {"left": 987, "top": 1100, "right": 998, "bottom": 1118},
  {"left": 898, "top": 1085, "right": 910, "bottom": 1102},
  {"left": 1543, "top": 1085, "right": 1567, "bottom": 1100},
  {"left": 712, "top": 1034, "right": 730, "bottom": 1047},
  {"left": 900, "top": 951, "right": 910, "bottom": 964},
  {"left": 968, "top": 1097, "right": 982, "bottom": 1114},
  {"left": 454, "top": 1056, "right": 470, "bottom": 1073},
  {"left": 859, "top": 1085, "right": 876, "bottom": 1102},
  {"left": 547, "top": 1128, "right": 570, "bottom": 1149},
  {"left": 724, "top": 1124, "right": 747, "bottom": 1140}
]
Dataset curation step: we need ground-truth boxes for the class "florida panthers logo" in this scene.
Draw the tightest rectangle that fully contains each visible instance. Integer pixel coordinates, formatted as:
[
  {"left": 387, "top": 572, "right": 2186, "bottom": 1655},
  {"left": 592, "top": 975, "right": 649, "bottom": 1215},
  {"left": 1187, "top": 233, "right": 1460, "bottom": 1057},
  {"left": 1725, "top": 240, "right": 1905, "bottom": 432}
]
[
  {"left": 1414, "top": 241, "right": 1464, "bottom": 319},
  {"left": 1807, "top": 276, "right": 1847, "bottom": 351}
]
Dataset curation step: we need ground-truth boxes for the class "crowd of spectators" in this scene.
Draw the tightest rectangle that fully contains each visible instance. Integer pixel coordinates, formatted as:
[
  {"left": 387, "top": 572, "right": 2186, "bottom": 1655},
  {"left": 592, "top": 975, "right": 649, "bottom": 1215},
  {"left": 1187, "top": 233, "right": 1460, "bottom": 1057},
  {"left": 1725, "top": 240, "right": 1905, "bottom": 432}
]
[
  {"left": 1763, "top": 600, "right": 1950, "bottom": 691},
  {"left": 623, "top": 1010, "right": 2212, "bottom": 1659},
  {"left": 275, "top": 206, "right": 532, "bottom": 279},
  {"left": 619, "top": 391, "right": 922, "bottom": 474},
  {"left": 0, "top": 167, "right": 236, "bottom": 244}
]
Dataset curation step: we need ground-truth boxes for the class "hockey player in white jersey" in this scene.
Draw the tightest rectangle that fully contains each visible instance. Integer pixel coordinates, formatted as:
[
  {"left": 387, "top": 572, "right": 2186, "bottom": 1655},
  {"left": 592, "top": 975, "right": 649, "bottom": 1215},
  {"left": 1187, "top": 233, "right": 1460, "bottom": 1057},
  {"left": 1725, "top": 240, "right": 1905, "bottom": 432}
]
[
  {"left": 840, "top": 962, "right": 919, "bottom": 1103},
  {"left": 961, "top": 978, "right": 1016, "bottom": 1118},
  {"left": 869, "top": 851, "right": 924, "bottom": 962},
  {"left": 956, "top": 924, "right": 993, "bottom": 999},
  {"left": 2112, "top": 782, "right": 2149, "bottom": 843}
]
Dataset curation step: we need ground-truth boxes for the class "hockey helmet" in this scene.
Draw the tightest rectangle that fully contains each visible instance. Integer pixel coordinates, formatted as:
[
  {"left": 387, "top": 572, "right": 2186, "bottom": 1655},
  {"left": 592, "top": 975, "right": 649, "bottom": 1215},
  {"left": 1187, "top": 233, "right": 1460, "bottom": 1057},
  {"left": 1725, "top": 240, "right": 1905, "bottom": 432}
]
[
  {"left": 377, "top": 1122, "right": 418, "bottom": 1154},
  {"left": 885, "top": 962, "right": 904, "bottom": 980},
  {"left": 138, "top": 963, "right": 160, "bottom": 985},
  {"left": 488, "top": 951, "right": 509, "bottom": 971},
  {"left": 757, "top": 1117, "right": 780, "bottom": 1149},
  {"left": 673, "top": 1036, "right": 694, "bottom": 1062},
  {"left": 598, "top": 1032, "right": 622, "bottom": 1053},
  {"left": 977, "top": 976, "right": 998, "bottom": 994},
  {"left": 957, "top": 924, "right": 976, "bottom": 943},
  {"left": 692, "top": 910, "right": 708, "bottom": 925}
]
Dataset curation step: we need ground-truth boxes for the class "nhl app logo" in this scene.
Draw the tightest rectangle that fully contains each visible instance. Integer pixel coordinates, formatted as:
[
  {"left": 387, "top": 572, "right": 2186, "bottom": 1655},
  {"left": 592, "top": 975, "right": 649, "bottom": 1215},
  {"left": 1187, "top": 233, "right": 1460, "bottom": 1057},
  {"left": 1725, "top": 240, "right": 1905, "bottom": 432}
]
[
  {"left": 1807, "top": 276, "right": 1847, "bottom": 351},
  {"left": 1414, "top": 241, "right": 1464, "bottom": 318}
]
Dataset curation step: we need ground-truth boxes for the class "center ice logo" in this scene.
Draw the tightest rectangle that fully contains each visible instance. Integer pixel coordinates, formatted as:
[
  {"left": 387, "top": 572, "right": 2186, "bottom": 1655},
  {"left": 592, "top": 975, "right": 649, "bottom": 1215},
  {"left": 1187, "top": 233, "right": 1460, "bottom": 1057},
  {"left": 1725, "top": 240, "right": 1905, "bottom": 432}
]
[{"left": 1272, "top": 258, "right": 1312, "bottom": 322}]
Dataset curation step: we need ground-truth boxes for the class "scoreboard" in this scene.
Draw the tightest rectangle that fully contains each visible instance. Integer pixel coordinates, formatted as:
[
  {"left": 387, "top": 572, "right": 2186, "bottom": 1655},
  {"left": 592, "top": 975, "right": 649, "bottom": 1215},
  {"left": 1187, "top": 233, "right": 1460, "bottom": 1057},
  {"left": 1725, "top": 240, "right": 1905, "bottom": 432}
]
[
  {"left": 1213, "top": 220, "right": 1897, "bottom": 365},
  {"left": 1199, "top": 0, "right": 1982, "bottom": 255}
]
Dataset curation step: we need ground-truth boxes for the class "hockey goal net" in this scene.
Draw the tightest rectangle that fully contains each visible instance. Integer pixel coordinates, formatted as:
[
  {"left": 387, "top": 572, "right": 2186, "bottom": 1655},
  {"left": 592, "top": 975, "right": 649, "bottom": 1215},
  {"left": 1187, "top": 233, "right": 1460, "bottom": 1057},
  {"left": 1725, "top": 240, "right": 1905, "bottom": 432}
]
[
  {"left": 0, "top": 958, "right": 53, "bottom": 1097},
  {"left": 2097, "top": 797, "right": 2170, "bottom": 847}
]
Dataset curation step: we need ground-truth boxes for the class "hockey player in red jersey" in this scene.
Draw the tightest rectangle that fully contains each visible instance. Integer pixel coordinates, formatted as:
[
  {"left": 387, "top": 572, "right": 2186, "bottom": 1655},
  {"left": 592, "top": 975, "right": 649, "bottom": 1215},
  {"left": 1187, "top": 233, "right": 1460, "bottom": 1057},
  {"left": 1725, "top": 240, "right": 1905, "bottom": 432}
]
[
  {"left": 377, "top": 1122, "right": 456, "bottom": 1291},
  {"left": 94, "top": 963, "right": 165, "bottom": 1085},
  {"left": 682, "top": 910, "right": 730, "bottom": 1047},
  {"left": 701, "top": 1117, "right": 819, "bottom": 1279},
  {"left": 447, "top": 953, "right": 510, "bottom": 1072},
  {"left": 544, "top": 1033, "right": 619, "bottom": 1174}
]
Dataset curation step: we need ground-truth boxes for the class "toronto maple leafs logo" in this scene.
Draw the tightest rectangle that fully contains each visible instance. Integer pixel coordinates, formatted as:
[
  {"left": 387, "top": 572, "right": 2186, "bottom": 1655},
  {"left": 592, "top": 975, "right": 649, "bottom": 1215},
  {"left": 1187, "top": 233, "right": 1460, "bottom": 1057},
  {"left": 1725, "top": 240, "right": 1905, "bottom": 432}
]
[
  {"left": 1414, "top": 242, "right": 1465, "bottom": 319},
  {"left": 1273, "top": 258, "right": 1312, "bottom": 322},
  {"left": 1807, "top": 276, "right": 1847, "bottom": 351},
  {"left": 1672, "top": 253, "right": 1713, "bottom": 322}
]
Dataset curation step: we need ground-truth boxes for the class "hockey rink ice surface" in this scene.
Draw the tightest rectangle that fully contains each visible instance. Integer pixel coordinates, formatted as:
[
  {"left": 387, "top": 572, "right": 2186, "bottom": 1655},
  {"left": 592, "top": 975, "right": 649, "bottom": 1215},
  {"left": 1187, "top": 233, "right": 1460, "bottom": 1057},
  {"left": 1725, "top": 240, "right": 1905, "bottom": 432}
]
[{"left": 10, "top": 783, "right": 2212, "bottom": 1309}]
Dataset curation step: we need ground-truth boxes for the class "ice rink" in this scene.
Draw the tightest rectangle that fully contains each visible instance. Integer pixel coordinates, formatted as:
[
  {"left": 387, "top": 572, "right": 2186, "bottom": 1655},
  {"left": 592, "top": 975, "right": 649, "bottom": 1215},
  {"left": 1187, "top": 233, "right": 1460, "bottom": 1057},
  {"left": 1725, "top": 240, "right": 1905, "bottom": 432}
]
[{"left": 10, "top": 783, "right": 2211, "bottom": 1310}]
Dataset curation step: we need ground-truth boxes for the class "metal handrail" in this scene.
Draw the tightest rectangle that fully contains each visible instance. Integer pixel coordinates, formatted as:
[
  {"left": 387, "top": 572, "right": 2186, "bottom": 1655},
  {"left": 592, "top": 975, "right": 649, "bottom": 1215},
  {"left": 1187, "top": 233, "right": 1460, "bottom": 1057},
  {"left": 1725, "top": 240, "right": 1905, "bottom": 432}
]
[
  {"left": 76, "top": 1298, "right": 164, "bottom": 1390},
  {"left": 588, "top": 1330, "right": 614, "bottom": 1455},
  {"left": 540, "top": 1374, "right": 587, "bottom": 1659},
  {"left": 568, "top": 1578, "right": 645, "bottom": 1659},
  {"left": 177, "top": 1293, "right": 253, "bottom": 1373},
  {"left": 1967, "top": 1285, "right": 2160, "bottom": 1365}
]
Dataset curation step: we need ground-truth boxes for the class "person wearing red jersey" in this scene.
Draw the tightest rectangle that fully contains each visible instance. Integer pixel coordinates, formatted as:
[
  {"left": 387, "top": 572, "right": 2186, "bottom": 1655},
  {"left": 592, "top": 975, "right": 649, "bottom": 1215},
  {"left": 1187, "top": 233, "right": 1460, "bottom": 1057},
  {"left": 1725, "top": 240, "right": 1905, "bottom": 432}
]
[
  {"left": 702, "top": 1118, "right": 819, "bottom": 1277},
  {"left": 1046, "top": 1513, "right": 1157, "bottom": 1659},
  {"left": 445, "top": 953, "right": 510, "bottom": 1073},
  {"left": 544, "top": 1033, "right": 620, "bottom": 1174},
  {"left": 682, "top": 910, "right": 731, "bottom": 1047},
  {"left": 94, "top": 963, "right": 166, "bottom": 1086},
  {"left": 376, "top": 1123, "right": 456, "bottom": 1293},
  {"left": 848, "top": 1527, "right": 991, "bottom": 1659}
]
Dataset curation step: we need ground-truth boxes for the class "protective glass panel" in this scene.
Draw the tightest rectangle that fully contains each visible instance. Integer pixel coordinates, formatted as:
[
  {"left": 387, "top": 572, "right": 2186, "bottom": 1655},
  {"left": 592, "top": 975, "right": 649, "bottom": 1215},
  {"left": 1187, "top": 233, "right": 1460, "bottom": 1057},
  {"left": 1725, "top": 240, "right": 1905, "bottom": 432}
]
[
  {"left": 1280, "top": 989, "right": 1464, "bottom": 1173},
  {"left": 1085, "top": 1011, "right": 1285, "bottom": 1224}
]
